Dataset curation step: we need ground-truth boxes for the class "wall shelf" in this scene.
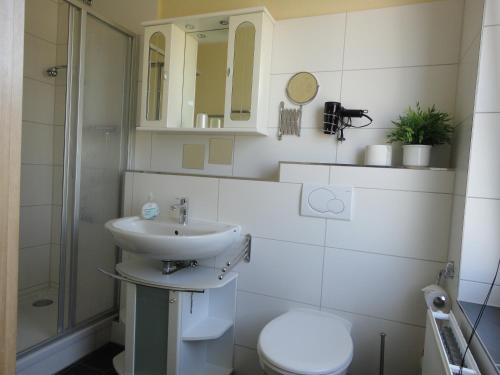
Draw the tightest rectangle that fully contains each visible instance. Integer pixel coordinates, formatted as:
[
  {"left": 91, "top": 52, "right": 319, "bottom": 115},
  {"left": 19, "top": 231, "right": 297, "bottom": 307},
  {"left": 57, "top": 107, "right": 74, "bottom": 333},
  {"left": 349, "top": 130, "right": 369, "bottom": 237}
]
[
  {"left": 182, "top": 317, "right": 233, "bottom": 341},
  {"left": 136, "top": 126, "right": 268, "bottom": 136}
]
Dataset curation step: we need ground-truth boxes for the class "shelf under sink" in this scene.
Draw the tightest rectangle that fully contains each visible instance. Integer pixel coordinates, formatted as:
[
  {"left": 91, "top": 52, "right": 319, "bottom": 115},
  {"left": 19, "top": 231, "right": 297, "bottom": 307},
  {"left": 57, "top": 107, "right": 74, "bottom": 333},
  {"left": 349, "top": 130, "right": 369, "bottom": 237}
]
[{"left": 182, "top": 317, "right": 233, "bottom": 341}]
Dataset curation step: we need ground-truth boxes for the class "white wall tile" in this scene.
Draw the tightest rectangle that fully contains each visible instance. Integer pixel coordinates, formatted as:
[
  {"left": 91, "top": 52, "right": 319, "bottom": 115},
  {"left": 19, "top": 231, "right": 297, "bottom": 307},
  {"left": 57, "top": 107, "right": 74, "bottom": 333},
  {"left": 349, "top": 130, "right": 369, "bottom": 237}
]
[
  {"left": 133, "top": 131, "right": 152, "bottom": 170},
  {"left": 325, "top": 188, "right": 452, "bottom": 262},
  {"left": 271, "top": 14, "right": 346, "bottom": 74},
  {"left": 268, "top": 71, "right": 341, "bottom": 129},
  {"left": 279, "top": 163, "right": 330, "bottom": 184},
  {"left": 52, "top": 166, "right": 63, "bottom": 206},
  {"left": 331, "top": 166, "right": 455, "bottom": 194},
  {"left": 23, "top": 79, "right": 55, "bottom": 125},
  {"left": 53, "top": 86, "right": 66, "bottom": 126},
  {"left": 150, "top": 134, "right": 234, "bottom": 177},
  {"left": 324, "top": 307, "right": 425, "bottom": 375},
  {"left": 21, "top": 165, "right": 53, "bottom": 206},
  {"left": 234, "top": 237, "right": 324, "bottom": 305},
  {"left": 322, "top": 248, "right": 443, "bottom": 326},
  {"left": 131, "top": 172, "right": 219, "bottom": 221},
  {"left": 51, "top": 205, "right": 62, "bottom": 244},
  {"left": 476, "top": 26, "right": 500, "bottom": 112},
  {"left": 484, "top": 0, "right": 500, "bottom": 26},
  {"left": 467, "top": 113, "right": 500, "bottom": 199},
  {"left": 461, "top": 197, "right": 500, "bottom": 284},
  {"left": 21, "top": 122, "right": 54, "bottom": 165},
  {"left": 19, "top": 245, "right": 51, "bottom": 290},
  {"left": 343, "top": 0, "right": 462, "bottom": 69},
  {"left": 460, "top": 0, "right": 485, "bottom": 58},
  {"left": 233, "top": 130, "right": 336, "bottom": 181},
  {"left": 459, "top": 280, "right": 500, "bottom": 307},
  {"left": 341, "top": 65, "right": 458, "bottom": 129},
  {"left": 25, "top": 0, "right": 59, "bottom": 43},
  {"left": 235, "top": 291, "right": 317, "bottom": 349},
  {"left": 450, "top": 117, "right": 473, "bottom": 196},
  {"left": 446, "top": 195, "right": 466, "bottom": 302},
  {"left": 218, "top": 179, "right": 326, "bottom": 245},
  {"left": 53, "top": 125, "right": 64, "bottom": 166},
  {"left": 234, "top": 345, "right": 264, "bottom": 375},
  {"left": 20, "top": 205, "right": 52, "bottom": 248},
  {"left": 455, "top": 37, "right": 481, "bottom": 124},
  {"left": 24, "top": 33, "right": 56, "bottom": 84},
  {"left": 335, "top": 128, "right": 397, "bottom": 166}
]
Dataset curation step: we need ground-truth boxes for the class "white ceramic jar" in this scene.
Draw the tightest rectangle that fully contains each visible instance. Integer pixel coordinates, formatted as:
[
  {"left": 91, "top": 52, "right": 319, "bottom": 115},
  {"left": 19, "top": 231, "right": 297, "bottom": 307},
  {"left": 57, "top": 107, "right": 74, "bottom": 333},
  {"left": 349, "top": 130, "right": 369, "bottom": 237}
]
[{"left": 402, "top": 145, "right": 432, "bottom": 167}]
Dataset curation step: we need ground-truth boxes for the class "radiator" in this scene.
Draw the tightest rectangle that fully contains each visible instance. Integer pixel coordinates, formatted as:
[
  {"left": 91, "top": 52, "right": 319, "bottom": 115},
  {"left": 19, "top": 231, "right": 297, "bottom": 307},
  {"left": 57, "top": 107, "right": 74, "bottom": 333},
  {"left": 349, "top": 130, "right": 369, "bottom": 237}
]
[{"left": 422, "top": 310, "right": 481, "bottom": 375}]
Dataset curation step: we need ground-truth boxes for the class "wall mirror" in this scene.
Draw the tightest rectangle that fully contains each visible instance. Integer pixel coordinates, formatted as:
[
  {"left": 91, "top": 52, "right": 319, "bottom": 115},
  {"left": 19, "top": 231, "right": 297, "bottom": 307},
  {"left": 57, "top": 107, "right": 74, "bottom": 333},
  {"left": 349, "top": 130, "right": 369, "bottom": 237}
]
[
  {"left": 286, "top": 72, "right": 319, "bottom": 105},
  {"left": 147, "top": 32, "right": 166, "bottom": 121},
  {"left": 230, "top": 22, "right": 256, "bottom": 121},
  {"left": 182, "top": 29, "right": 229, "bottom": 128}
]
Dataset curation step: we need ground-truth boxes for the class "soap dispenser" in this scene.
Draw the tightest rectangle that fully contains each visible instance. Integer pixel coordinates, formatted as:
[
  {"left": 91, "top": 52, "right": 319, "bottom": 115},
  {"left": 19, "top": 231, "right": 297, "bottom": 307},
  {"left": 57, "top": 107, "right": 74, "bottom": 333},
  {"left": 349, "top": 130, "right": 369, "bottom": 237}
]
[{"left": 141, "top": 193, "right": 160, "bottom": 220}]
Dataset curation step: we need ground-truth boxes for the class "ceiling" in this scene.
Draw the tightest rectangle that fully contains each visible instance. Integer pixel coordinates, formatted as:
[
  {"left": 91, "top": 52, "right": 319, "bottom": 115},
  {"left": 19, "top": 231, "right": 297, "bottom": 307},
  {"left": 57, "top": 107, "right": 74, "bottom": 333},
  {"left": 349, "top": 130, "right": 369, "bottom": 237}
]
[{"left": 157, "top": 0, "right": 442, "bottom": 20}]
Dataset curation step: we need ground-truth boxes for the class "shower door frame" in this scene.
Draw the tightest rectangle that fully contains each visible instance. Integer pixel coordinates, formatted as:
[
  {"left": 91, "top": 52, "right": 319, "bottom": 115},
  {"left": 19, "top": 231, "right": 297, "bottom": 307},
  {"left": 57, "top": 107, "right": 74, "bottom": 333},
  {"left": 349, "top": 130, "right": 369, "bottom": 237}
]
[{"left": 17, "top": 0, "right": 138, "bottom": 358}]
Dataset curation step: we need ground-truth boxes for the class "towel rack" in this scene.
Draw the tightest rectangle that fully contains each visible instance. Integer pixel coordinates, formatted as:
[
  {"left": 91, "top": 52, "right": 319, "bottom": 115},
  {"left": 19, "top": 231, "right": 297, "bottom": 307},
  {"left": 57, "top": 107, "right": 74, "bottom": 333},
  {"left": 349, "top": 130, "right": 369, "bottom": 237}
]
[{"left": 218, "top": 234, "right": 252, "bottom": 280}]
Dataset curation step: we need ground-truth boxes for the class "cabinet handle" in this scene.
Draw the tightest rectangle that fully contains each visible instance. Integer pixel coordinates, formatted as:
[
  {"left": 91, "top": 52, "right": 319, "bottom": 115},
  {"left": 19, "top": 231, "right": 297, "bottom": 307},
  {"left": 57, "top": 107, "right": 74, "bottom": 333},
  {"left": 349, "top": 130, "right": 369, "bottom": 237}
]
[
  {"left": 227, "top": 67, "right": 231, "bottom": 77},
  {"left": 163, "top": 72, "right": 168, "bottom": 80}
]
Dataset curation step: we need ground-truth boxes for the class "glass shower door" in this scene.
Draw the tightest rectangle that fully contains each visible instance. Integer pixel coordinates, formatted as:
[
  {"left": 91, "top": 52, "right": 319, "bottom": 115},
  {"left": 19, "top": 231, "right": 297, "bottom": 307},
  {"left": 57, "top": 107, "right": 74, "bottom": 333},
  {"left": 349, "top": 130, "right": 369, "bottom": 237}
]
[{"left": 71, "top": 13, "right": 132, "bottom": 324}]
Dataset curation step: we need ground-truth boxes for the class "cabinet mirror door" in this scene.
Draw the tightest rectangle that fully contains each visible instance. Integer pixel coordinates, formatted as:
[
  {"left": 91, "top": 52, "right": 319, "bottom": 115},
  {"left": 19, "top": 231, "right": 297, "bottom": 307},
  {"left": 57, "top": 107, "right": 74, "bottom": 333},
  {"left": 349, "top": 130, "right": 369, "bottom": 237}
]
[
  {"left": 230, "top": 21, "right": 256, "bottom": 121},
  {"left": 147, "top": 32, "right": 166, "bottom": 121}
]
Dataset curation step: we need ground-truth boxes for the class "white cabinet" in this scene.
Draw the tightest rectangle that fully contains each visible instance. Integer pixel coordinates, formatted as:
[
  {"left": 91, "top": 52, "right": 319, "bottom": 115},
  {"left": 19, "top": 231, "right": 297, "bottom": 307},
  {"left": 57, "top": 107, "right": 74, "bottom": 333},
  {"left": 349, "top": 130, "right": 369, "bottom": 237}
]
[
  {"left": 223, "top": 12, "right": 274, "bottom": 133},
  {"left": 140, "top": 24, "right": 185, "bottom": 129},
  {"left": 137, "top": 8, "right": 274, "bottom": 135}
]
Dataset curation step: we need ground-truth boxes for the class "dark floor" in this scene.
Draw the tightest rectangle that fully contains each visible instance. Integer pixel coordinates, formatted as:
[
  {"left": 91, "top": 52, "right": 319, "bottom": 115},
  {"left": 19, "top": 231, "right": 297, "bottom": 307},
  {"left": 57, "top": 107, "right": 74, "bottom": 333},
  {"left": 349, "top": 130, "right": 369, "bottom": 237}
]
[{"left": 55, "top": 343, "right": 124, "bottom": 375}]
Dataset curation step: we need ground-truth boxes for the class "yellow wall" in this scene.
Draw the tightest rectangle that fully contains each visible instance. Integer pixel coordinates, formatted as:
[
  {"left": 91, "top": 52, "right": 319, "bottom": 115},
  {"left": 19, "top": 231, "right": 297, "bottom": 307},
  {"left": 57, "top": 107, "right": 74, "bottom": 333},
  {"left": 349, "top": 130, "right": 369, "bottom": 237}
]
[{"left": 158, "top": 0, "right": 439, "bottom": 20}]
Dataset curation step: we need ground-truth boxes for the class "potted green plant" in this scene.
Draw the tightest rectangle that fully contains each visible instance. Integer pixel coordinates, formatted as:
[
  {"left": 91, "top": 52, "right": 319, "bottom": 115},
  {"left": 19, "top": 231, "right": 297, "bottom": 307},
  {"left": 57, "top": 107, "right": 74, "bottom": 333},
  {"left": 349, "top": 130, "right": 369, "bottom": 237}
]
[{"left": 387, "top": 103, "right": 453, "bottom": 167}]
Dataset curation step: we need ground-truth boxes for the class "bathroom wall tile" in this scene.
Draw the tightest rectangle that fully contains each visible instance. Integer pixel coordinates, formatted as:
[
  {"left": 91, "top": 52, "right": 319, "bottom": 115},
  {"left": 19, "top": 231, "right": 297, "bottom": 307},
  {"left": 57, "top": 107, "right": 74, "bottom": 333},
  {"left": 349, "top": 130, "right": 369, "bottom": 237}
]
[
  {"left": 24, "top": 33, "right": 57, "bottom": 84},
  {"left": 476, "top": 26, "right": 500, "bottom": 112},
  {"left": 340, "top": 65, "right": 458, "bottom": 129},
  {"left": 55, "top": 44, "right": 68, "bottom": 87},
  {"left": 331, "top": 166, "right": 455, "bottom": 194},
  {"left": 234, "top": 345, "right": 265, "bottom": 375},
  {"left": 53, "top": 125, "right": 65, "bottom": 166},
  {"left": 455, "top": 37, "right": 481, "bottom": 124},
  {"left": 233, "top": 130, "right": 336, "bottom": 181},
  {"left": 20, "top": 205, "right": 52, "bottom": 248},
  {"left": 343, "top": 0, "right": 462, "bottom": 69},
  {"left": 321, "top": 248, "right": 443, "bottom": 326},
  {"left": 325, "top": 188, "right": 452, "bottom": 262},
  {"left": 49, "top": 244, "right": 61, "bottom": 287},
  {"left": 450, "top": 117, "right": 473, "bottom": 196},
  {"left": 25, "top": 0, "right": 59, "bottom": 43},
  {"left": 150, "top": 134, "right": 234, "bottom": 177},
  {"left": 484, "top": 0, "right": 500, "bottom": 26},
  {"left": 271, "top": 13, "right": 346, "bottom": 74},
  {"left": 323, "top": 307, "right": 425, "bottom": 375},
  {"left": 279, "top": 163, "right": 330, "bottom": 184},
  {"left": 234, "top": 238, "right": 324, "bottom": 305},
  {"left": 19, "top": 245, "right": 51, "bottom": 290},
  {"left": 22, "top": 78, "right": 55, "bottom": 125},
  {"left": 56, "top": 1, "right": 69, "bottom": 45},
  {"left": 445, "top": 195, "right": 466, "bottom": 302},
  {"left": 460, "top": 0, "right": 485, "bottom": 58},
  {"left": 52, "top": 166, "right": 63, "bottom": 206},
  {"left": 122, "top": 172, "right": 134, "bottom": 216},
  {"left": 267, "top": 71, "right": 341, "bottom": 129},
  {"left": 461, "top": 197, "right": 500, "bottom": 284},
  {"left": 235, "top": 291, "right": 318, "bottom": 349},
  {"left": 218, "top": 179, "right": 326, "bottom": 245},
  {"left": 335, "top": 128, "right": 396, "bottom": 165},
  {"left": 53, "top": 85, "right": 66, "bottom": 126},
  {"left": 21, "top": 122, "right": 54, "bottom": 165},
  {"left": 21, "top": 165, "right": 53, "bottom": 206},
  {"left": 132, "top": 131, "right": 152, "bottom": 170},
  {"left": 459, "top": 280, "right": 500, "bottom": 307},
  {"left": 467, "top": 114, "right": 500, "bottom": 199},
  {"left": 131, "top": 172, "right": 219, "bottom": 221},
  {"left": 51, "top": 205, "right": 62, "bottom": 244}
]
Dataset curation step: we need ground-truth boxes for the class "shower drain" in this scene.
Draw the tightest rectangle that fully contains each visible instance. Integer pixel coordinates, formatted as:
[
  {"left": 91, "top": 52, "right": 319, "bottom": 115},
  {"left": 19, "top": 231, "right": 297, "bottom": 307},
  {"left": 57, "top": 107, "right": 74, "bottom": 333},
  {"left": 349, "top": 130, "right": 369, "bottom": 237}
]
[{"left": 32, "top": 299, "right": 54, "bottom": 307}]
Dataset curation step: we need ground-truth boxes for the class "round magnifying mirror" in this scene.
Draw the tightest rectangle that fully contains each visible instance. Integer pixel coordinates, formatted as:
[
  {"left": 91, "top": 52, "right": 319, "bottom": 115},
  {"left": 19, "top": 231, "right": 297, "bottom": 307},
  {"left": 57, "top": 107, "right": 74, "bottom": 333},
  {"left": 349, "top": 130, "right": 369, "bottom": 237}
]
[{"left": 286, "top": 72, "right": 319, "bottom": 105}]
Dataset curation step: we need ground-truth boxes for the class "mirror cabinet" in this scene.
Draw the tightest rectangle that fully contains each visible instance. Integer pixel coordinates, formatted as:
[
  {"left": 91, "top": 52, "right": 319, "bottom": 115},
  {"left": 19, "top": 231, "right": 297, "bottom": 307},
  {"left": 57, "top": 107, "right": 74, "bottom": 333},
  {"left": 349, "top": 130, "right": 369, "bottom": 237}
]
[{"left": 138, "top": 9, "right": 274, "bottom": 135}]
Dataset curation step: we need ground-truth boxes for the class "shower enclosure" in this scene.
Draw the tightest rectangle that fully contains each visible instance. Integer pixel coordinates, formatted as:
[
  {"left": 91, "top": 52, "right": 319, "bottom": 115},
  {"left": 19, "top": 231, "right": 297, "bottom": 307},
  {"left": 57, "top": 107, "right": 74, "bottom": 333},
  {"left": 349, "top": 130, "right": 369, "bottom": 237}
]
[{"left": 17, "top": 0, "right": 135, "bottom": 355}]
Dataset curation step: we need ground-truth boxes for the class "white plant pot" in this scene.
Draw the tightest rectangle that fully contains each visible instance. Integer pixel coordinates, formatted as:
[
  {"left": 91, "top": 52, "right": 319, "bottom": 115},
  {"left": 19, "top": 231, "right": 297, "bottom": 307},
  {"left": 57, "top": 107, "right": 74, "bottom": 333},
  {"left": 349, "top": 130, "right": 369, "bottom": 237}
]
[{"left": 402, "top": 145, "right": 432, "bottom": 168}]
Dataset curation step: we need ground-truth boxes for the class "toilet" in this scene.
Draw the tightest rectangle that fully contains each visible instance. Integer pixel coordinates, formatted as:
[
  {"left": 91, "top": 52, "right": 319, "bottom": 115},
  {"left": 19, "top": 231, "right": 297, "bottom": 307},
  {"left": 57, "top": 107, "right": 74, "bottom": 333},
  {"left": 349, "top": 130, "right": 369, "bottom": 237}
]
[{"left": 257, "top": 309, "right": 353, "bottom": 375}]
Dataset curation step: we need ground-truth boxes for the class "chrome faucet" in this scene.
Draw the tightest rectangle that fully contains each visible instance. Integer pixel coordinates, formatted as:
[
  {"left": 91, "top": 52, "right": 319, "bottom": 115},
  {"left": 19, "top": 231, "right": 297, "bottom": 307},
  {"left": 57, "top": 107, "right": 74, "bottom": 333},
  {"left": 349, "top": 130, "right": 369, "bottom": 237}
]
[{"left": 171, "top": 197, "right": 189, "bottom": 225}]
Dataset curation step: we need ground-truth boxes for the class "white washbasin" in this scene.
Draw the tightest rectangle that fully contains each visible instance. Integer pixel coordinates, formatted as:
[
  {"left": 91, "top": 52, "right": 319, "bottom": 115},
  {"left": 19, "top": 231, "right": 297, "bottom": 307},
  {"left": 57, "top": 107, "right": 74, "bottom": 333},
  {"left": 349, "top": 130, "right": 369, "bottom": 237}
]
[{"left": 105, "top": 216, "right": 241, "bottom": 261}]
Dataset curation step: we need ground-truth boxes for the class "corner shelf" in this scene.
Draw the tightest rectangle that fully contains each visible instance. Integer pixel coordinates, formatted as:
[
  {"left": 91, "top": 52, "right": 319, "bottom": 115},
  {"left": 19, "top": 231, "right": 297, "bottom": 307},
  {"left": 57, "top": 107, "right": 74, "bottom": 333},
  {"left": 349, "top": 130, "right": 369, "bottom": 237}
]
[
  {"left": 182, "top": 317, "right": 233, "bottom": 341},
  {"left": 136, "top": 126, "right": 267, "bottom": 136}
]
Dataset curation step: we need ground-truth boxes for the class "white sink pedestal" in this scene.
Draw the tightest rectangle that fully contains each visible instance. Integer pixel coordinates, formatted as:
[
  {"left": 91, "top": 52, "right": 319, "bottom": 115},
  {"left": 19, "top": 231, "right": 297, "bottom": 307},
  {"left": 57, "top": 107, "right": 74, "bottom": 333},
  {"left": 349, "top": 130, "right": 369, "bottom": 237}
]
[{"left": 111, "top": 259, "right": 238, "bottom": 375}]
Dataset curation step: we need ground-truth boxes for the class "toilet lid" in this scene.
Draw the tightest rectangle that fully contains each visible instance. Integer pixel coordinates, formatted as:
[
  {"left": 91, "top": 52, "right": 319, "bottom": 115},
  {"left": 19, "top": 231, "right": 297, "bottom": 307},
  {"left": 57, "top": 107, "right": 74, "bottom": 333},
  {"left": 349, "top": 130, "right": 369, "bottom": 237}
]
[{"left": 258, "top": 309, "right": 353, "bottom": 375}]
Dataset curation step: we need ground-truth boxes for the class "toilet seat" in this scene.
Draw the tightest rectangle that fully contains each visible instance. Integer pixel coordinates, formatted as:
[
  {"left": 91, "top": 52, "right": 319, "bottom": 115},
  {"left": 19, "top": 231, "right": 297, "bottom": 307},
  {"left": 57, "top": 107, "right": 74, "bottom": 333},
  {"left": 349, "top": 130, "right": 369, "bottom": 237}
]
[{"left": 257, "top": 309, "right": 353, "bottom": 375}]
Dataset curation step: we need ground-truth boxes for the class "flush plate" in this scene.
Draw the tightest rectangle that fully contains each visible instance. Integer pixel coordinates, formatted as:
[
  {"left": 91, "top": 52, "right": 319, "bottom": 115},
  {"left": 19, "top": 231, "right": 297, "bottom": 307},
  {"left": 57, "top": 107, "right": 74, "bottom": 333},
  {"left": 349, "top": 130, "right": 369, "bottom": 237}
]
[{"left": 300, "top": 184, "right": 353, "bottom": 220}]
